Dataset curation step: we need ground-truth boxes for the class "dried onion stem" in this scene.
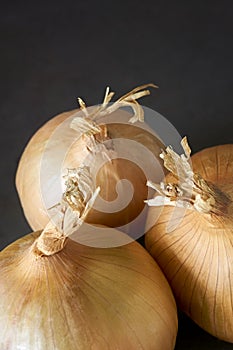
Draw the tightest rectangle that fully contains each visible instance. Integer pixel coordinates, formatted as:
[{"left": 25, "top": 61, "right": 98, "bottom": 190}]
[
  {"left": 34, "top": 166, "right": 100, "bottom": 256},
  {"left": 146, "top": 137, "right": 230, "bottom": 215}
]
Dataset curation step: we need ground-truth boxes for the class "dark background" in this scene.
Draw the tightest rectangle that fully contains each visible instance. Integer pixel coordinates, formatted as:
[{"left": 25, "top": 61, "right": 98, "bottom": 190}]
[{"left": 1, "top": 1, "right": 233, "bottom": 349}]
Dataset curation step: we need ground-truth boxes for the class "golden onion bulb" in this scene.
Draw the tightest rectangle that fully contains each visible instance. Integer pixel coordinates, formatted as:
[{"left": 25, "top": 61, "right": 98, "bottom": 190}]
[
  {"left": 16, "top": 85, "right": 164, "bottom": 232},
  {"left": 0, "top": 230, "right": 177, "bottom": 350},
  {"left": 145, "top": 139, "right": 233, "bottom": 342}
]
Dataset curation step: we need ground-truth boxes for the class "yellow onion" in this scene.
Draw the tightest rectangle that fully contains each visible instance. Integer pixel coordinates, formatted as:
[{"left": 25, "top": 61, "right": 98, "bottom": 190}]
[
  {"left": 16, "top": 84, "right": 164, "bottom": 232},
  {"left": 0, "top": 227, "right": 177, "bottom": 350},
  {"left": 145, "top": 137, "right": 233, "bottom": 342},
  {"left": 2, "top": 160, "right": 177, "bottom": 349}
]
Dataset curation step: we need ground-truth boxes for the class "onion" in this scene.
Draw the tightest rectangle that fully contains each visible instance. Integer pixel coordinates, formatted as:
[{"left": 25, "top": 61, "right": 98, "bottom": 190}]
[
  {"left": 145, "top": 137, "right": 233, "bottom": 342},
  {"left": 1, "top": 159, "right": 177, "bottom": 348},
  {"left": 0, "top": 230, "right": 177, "bottom": 349},
  {"left": 16, "top": 85, "right": 164, "bottom": 234}
]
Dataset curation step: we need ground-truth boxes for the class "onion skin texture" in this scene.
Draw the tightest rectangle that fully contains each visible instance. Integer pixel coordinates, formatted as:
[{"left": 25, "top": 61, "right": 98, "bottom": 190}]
[
  {"left": 0, "top": 232, "right": 177, "bottom": 350},
  {"left": 145, "top": 144, "right": 233, "bottom": 342},
  {"left": 16, "top": 109, "right": 164, "bottom": 231}
]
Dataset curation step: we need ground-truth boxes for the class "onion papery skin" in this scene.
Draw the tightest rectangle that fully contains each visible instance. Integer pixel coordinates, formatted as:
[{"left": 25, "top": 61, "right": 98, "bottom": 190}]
[
  {"left": 16, "top": 109, "right": 164, "bottom": 231},
  {"left": 0, "top": 232, "right": 177, "bottom": 350},
  {"left": 145, "top": 144, "right": 233, "bottom": 342}
]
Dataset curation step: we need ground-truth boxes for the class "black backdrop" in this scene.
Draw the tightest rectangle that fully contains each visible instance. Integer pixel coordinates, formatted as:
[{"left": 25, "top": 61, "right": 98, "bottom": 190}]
[{"left": 1, "top": 1, "right": 233, "bottom": 349}]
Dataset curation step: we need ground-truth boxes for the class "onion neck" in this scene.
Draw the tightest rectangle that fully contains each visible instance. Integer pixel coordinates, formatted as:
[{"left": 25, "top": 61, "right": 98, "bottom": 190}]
[
  {"left": 33, "top": 227, "right": 67, "bottom": 257},
  {"left": 146, "top": 137, "right": 232, "bottom": 217},
  {"left": 33, "top": 166, "right": 100, "bottom": 257}
]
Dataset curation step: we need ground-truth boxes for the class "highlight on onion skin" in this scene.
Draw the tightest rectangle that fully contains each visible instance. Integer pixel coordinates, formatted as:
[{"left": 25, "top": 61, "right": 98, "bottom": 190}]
[
  {"left": 15, "top": 85, "right": 165, "bottom": 232},
  {"left": 16, "top": 108, "right": 76, "bottom": 230},
  {"left": 0, "top": 231, "right": 178, "bottom": 350},
  {"left": 145, "top": 140, "right": 233, "bottom": 343}
]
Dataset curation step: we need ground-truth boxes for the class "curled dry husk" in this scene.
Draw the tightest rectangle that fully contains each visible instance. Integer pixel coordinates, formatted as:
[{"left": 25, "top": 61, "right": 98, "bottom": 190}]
[
  {"left": 0, "top": 230, "right": 177, "bottom": 350},
  {"left": 16, "top": 84, "right": 164, "bottom": 231},
  {"left": 145, "top": 139, "right": 233, "bottom": 342}
]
